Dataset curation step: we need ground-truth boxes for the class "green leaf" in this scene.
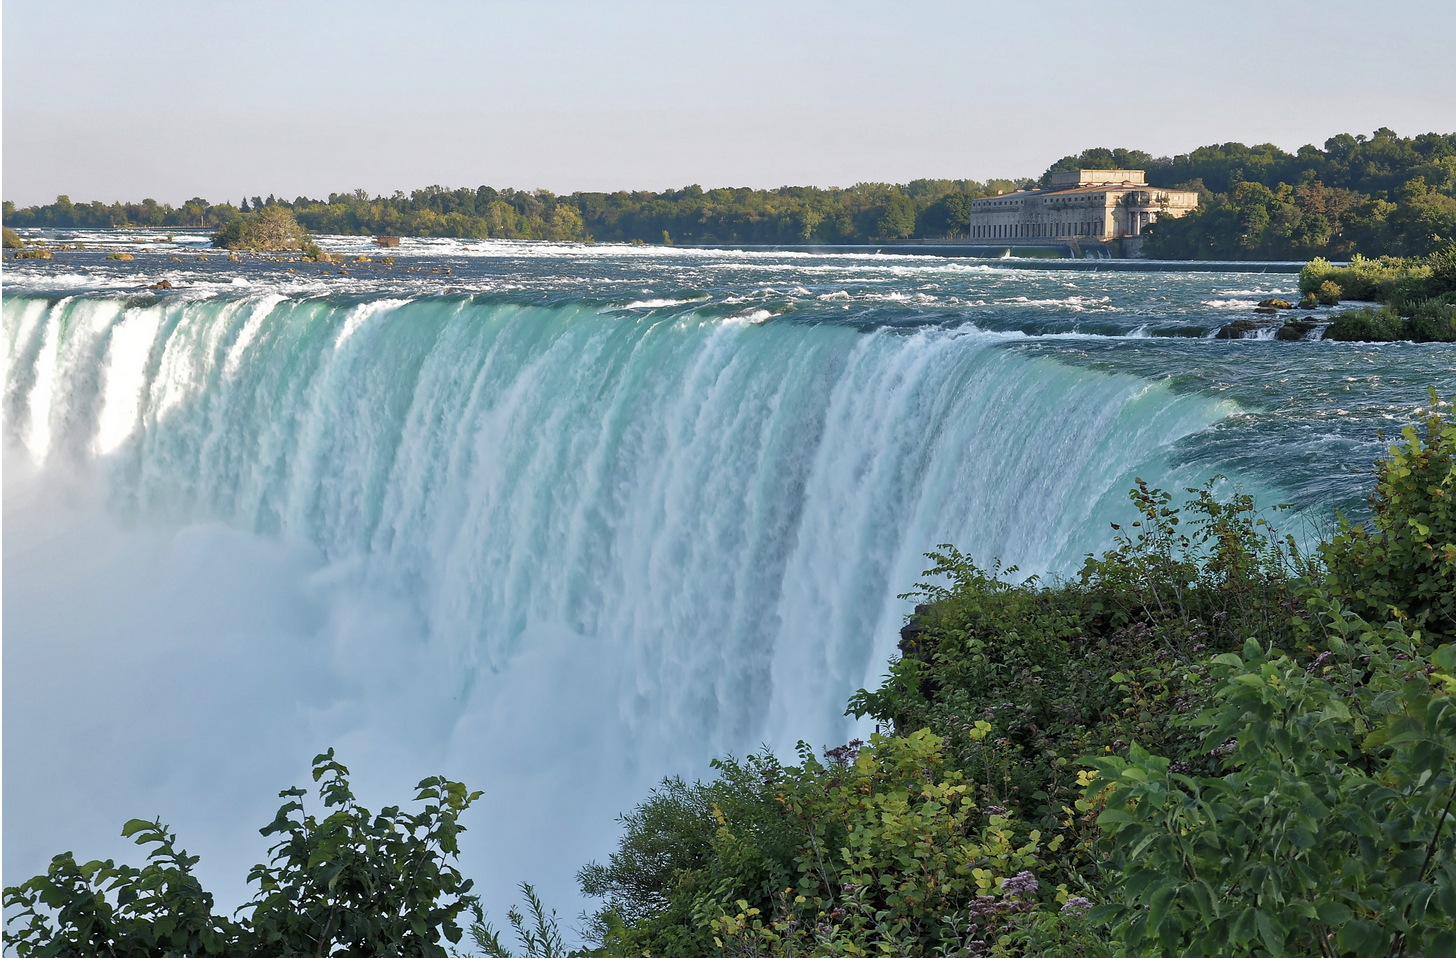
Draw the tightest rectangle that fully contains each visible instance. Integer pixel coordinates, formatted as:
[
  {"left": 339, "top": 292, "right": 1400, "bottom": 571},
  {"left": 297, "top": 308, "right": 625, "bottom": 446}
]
[
  {"left": 1424, "top": 928, "right": 1456, "bottom": 958},
  {"left": 1256, "top": 908, "right": 1284, "bottom": 956},
  {"left": 1337, "top": 919, "right": 1388, "bottom": 957},
  {"left": 1147, "top": 885, "right": 1176, "bottom": 932},
  {"left": 121, "top": 819, "right": 156, "bottom": 839},
  {"left": 1435, "top": 644, "right": 1456, "bottom": 672}
]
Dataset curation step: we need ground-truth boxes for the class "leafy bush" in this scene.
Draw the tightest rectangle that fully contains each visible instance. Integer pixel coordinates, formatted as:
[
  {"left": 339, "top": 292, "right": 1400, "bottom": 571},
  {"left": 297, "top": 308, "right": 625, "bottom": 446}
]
[
  {"left": 1410, "top": 297, "right": 1456, "bottom": 342},
  {"left": 847, "top": 480, "right": 1305, "bottom": 857},
  {"left": 1321, "top": 391, "right": 1456, "bottom": 641},
  {"left": 1324, "top": 305, "right": 1409, "bottom": 341},
  {"left": 1087, "top": 620, "right": 1456, "bottom": 958},
  {"left": 1302, "top": 245, "right": 1456, "bottom": 319},
  {"left": 1300, "top": 254, "right": 1428, "bottom": 302},
  {"left": 3, "top": 750, "right": 481, "bottom": 957}
]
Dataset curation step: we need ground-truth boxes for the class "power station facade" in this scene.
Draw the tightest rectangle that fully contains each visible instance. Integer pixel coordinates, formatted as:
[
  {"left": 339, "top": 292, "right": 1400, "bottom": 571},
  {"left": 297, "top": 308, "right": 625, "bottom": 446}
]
[{"left": 968, "top": 170, "right": 1199, "bottom": 255}]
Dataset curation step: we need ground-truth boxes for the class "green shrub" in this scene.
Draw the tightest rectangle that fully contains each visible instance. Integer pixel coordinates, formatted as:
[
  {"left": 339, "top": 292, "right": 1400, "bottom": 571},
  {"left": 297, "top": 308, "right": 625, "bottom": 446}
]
[
  {"left": 1410, "top": 298, "right": 1456, "bottom": 342},
  {"left": 1300, "top": 254, "right": 1431, "bottom": 302},
  {"left": 1324, "top": 305, "right": 1409, "bottom": 341},
  {"left": 1086, "top": 624, "right": 1456, "bottom": 958},
  {"left": 2, "top": 226, "right": 26, "bottom": 248},
  {"left": 1321, "top": 390, "right": 1456, "bottom": 641},
  {"left": 1317, "top": 279, "right": 1342, "bottom": 305},
  {"left": 3, "top": 750, "right": 481, "bottom": 958}
]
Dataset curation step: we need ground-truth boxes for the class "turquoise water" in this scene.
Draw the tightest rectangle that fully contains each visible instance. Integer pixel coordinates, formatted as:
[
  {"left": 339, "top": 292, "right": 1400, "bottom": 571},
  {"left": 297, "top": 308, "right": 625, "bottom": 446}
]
[{"left": 3, "top": 236, "right": 1452, "bottom": 916}]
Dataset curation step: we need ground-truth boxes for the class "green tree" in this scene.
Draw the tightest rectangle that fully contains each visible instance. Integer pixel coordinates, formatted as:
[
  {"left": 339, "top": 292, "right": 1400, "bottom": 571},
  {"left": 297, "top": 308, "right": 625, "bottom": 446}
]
[
  {"left": 1321, "top": 390, "right": 1456, "bottom": 641},
  {"left": 875, "top": 194, "right": 916, "bottom": 239}
]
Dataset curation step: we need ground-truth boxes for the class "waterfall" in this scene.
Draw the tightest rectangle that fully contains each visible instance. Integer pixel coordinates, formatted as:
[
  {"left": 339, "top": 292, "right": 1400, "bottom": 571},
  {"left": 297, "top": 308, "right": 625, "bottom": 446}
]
[{"left": 2, "top": 290, "right": 1233, "bottom": 912}]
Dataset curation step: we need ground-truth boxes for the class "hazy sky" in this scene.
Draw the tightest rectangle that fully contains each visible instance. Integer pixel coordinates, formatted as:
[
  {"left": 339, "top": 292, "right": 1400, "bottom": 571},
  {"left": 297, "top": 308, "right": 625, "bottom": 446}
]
[{"left": 4, "top": 0, "right": 1455, "bottom": 206}]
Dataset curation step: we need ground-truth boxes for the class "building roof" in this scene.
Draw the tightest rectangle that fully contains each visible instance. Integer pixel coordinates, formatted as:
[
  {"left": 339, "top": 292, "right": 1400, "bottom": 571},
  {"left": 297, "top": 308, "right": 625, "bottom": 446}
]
[
  {"left": 1047, "top": 169, "right": 1147, "bottom": 188},
  {"left": 972, "top": 181, "right": 1198, "bottom": 205}
]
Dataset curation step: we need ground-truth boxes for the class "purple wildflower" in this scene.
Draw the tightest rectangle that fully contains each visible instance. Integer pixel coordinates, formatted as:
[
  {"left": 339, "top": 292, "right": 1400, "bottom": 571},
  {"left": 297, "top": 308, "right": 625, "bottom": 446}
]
[
  {"left": 1060, "top": 896, "right": 1092, "bottom": 917},
  {"left": 1000, "top": 871, "right": 1039, "bottom": 899}
]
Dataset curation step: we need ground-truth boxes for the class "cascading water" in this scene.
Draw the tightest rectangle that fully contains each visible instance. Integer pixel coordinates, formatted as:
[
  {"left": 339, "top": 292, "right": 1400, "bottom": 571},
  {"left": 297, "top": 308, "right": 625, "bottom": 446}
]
[{"left": 4, "top": 239, "right": 1448, "bottom": 921}]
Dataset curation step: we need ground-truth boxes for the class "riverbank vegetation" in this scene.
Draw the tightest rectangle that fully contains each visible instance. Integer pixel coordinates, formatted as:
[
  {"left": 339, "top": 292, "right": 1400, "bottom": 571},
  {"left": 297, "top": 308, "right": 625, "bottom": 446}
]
[
  {"left": 1300, "top": 245, "right": 1456, "bottom": 341},
  {"left": 6, "top": 128, "right": 1452, "bottom": 256},
  {"left": 6, "top": 396, "right": 1454, "bottom": 957}
]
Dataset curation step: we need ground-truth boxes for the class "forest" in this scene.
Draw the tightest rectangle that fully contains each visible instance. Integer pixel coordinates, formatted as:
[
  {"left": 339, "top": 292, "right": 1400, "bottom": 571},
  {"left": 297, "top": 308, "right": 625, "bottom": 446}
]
[{"left": 5, "top": 128, "right": 1454, "bottom": 258}]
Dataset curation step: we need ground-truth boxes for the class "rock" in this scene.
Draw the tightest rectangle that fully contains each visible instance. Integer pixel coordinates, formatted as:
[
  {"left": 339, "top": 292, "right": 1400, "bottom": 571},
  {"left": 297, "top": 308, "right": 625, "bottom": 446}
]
[
  {"left": 15, "top": 248, "right": 53, "bottom": 259},
  {"left": 106, "top": 252, "right": 135, "bottom": 261},
  {"left": 228, "top": 252, "right": 242, "bottom": 262},
  {"left": 148, "top": 280, "right": 173, "bottom": 290},
  {"left": 898, "top": 604, "right": 932, "bottom": 657},
  {"left": 1299, "top": 293, "right": 1318, "bottom": 309},
  {"left": 1215, "top": 319, "right": 1269, "bottom": 339},
  {"left": 1257, "top": 298, "right": 1294, "bottom": 310},
  {"left": 1254, "top": 306, "right": 1279, "bottom": 314},
  {"left": 374, "top": 235, "right": 400, "bottom": 247},
  {"left": 1276, "top": 320, "right": 1318, "bottom": 340}
]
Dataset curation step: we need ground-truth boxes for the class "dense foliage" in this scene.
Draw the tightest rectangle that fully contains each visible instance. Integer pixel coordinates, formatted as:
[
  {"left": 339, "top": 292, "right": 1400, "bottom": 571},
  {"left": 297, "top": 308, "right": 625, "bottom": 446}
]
[
  {"left": 2, "top": 180, "right": 1023, "bottom": 245},
  {"left": 210, "top": 206, "right": 312, "bottom": 252},
  {"left": 1298, "top": 246, "right": 1456, "bottom": 341},
  {"left": 1133, "top": 130, "right": 1456, "bottom": 259},
  {"left": 7, "top": 128, "right": 1452, "bottom": 256},
  {"left": 3, "top": 750, "right": 481, "bottom": 957}
]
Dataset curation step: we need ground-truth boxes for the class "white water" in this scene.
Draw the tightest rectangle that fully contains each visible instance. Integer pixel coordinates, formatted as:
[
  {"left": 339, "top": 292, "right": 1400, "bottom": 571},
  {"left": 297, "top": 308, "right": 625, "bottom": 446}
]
[{"left": 4, "top": 290, "right": 1235, "bottom": 918}]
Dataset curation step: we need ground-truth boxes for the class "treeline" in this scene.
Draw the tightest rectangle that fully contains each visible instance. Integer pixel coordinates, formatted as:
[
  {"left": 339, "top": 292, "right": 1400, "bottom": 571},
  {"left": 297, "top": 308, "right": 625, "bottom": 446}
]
[
  {"left": 4, "top": 128, "right": 1454, "bottom": 255},
  {"left": 1, "top": 180, "right": 1026, "bottom": 245},
  {"left": 1112, "top": 128, "right": 1456, "bottom": 258}
]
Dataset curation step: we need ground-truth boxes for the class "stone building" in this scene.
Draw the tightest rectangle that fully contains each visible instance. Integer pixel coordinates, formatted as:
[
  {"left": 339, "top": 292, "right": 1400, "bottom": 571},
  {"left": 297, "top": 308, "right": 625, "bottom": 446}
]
[{"left": 968, "top": 170, "right": 1198, "bottom": 255}]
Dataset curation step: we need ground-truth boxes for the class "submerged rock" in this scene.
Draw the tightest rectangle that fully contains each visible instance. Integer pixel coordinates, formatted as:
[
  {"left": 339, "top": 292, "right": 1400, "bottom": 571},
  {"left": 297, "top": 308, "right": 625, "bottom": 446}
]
[
  {"left": 1276, "top": 320, "right": 1320, "bottom": 340},
  {"left": 1215, "top": 319, "right": 1276, "bottom": 339}
]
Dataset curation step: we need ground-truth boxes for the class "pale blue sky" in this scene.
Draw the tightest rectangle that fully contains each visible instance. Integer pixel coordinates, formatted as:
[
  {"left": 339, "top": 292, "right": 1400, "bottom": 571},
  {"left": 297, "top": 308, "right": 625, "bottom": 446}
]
[{"left": 4, "top": 0, "right": 1455, "bottom": 205}]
